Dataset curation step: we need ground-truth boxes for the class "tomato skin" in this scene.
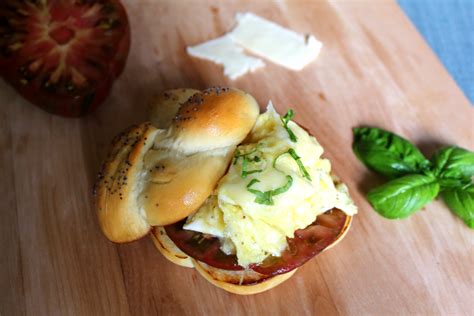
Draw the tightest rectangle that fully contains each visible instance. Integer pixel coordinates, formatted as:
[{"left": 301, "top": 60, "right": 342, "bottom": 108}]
[
  {"left": 165, "top": 209, "right": 349, "bottom": 276},
  {"left": 0, "top": 0, "right": 131, "bottom": 117},
  {"left": 251, "top": 209, "right": 347, "bottom": 276}
]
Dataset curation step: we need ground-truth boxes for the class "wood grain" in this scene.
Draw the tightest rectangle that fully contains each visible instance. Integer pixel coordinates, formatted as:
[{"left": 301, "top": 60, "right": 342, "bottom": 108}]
[{"left": 1, "top": 0, "right": 473, "bottom": 315}]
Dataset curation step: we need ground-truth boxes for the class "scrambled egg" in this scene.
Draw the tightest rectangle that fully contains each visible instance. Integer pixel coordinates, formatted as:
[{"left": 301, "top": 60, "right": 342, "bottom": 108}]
[{"left": 183, "top": 103, "right": 357, "bottom": 267}]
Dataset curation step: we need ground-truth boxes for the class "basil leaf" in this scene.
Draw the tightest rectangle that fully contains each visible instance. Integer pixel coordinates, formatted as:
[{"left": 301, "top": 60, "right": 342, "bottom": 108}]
[
  {"left": 438, "top": 177, "right": 472, "bottom": 189},
  {"left": 281, "top": 109, "right": 297, "bottom": 142},
  {"left": 442, "top": 183, "right": 474, "bottom": 229},
  {"left": 367, "top": 174, "right": 439, "bottom": 219},
  {"left": 247, "top": 175, "right": 293, "bottom": 205},
  {"left": 353, "top": 127, "right": 430, "bottom": 178},
  {"left": 431, "top": 146, "right": 474, "bottom": 180}
]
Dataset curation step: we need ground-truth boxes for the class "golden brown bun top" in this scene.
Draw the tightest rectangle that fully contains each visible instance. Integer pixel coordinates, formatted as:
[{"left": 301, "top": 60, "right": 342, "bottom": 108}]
[
  {"left": 158, "top": 87, "right": 260, "bottom": 154},
  {"left": 95, "top": 87, "right": 259, "bottom": 242},
  {"left": 149, "top": 89, "right": 200, "bottom": 129}
]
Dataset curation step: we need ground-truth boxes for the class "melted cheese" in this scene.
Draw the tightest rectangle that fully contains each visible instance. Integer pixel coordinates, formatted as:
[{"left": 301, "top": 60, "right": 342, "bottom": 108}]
[{"left": 184, "top": 103, "right": 357, "bottom": 267}]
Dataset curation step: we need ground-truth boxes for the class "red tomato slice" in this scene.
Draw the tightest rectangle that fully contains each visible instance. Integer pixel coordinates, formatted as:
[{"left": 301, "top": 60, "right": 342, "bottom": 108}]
[
  {"left": 165, "top": 209, "right": 348, "bottom": 276},
  {"left": 250, "top": 209, "right": 347, "bottom": 275},
  {"left": 164, "top": 221, "right": 243, "bottom": 271}
]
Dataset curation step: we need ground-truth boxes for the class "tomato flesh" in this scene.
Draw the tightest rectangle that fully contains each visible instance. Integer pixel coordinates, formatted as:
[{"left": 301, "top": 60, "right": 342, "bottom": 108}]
[
  {"left": 165, "top": 209, "right": 348, "bottom": 276},
  {"left": 0, "top": 0, "right": 130, "bottom": 117}
]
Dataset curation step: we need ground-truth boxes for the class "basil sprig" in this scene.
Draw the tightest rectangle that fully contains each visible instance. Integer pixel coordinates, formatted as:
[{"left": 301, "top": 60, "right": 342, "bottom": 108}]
[
  {"left": 247, "top": 175, "right": 293, "bottom": 205},
  {"left": 273, "top": 148, "right": 312, "bottom": 181},
  {"left": 353, "top": 127, "right": 474, "bottom": 229},
  {"left": 353, "top": 127, "right": 430, "bottom": 178},
  {"left": 281, "top": 110, "right": 297, "bottom": 142}
]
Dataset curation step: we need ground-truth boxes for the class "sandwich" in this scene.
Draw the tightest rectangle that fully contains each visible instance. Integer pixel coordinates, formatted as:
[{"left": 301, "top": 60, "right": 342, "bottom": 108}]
[{"left": 94, "top": 87, "right": 357, "bottom": 295}]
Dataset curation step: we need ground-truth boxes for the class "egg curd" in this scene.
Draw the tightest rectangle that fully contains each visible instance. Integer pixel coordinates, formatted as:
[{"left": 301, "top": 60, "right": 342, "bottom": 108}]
[{"left": 183, "top": 103, "right": 357, "bottom": 267}]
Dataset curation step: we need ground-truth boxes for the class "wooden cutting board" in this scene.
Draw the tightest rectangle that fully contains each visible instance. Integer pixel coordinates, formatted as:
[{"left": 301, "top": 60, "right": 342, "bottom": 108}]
[{"left": 1, "top": 0, "right": 473, "bottom": 315}]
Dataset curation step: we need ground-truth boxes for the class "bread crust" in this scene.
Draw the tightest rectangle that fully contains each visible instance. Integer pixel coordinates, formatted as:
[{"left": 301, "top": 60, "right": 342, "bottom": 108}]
[
  {"left": 149, "top": 89, "right": 200, "bottom": 129},
  {"left": 324, "top": 214, "right": 352, "bottom": 252},
  {"left": 150, "top": 227, "right": 193, "bottom": 268},
  {"left": 96, "top": 87, "right": 260, "bottom": 242},
  {"left": 159, "top": 87, "right": 260, "bottom": 154},
  {"left": 193, "top": 260, "right": 297, "bottom": 295},
  {"left": 142, "top": 149, "right": 233, "bottom": 226},
  {"left": 95, "top": 123, "right": 159, "bottom": 243}
]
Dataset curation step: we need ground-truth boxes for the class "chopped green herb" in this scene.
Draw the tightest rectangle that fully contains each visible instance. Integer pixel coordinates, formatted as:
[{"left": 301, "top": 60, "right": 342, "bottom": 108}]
[
  {"left": 281, "top": 109, "right": 297, "bottom": 142},
  {"left": 241, "top": 155, "right": 262, "bottom": 178},
  {"left": 246, "top": 175, "right": 293, "bottom": 205},
  {"left": 242, "top": 168, "right": 263, "bottom": 178},
  {"left": 247, "top": 178, "right": 260, "bottom": 188},
  {"left": 234, "top": 144, "right": 264, "bottom": 178},
  {"left": 232, "top": 149, "right": 241, "bottom": 165},
  {"left": 233, "top": 144, "right": 262, "bottom": 164},
  {"left": 288, "top": 149, "right": 312, "bottom": 181},
  {"left": 241, "top": 156, "right": 247, "bottom": 173},
  {"left": 273, "top": 148, "right": 312, "bottom": 181}
]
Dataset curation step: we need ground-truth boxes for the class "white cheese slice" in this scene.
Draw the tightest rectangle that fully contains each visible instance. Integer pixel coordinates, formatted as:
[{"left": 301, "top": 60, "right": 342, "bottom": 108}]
[
  {"left": 229, "top": 12, "right": 322, "bottom": 71},
  {"left": 186, "top": 35, "right": 265, "bottom": 80}
]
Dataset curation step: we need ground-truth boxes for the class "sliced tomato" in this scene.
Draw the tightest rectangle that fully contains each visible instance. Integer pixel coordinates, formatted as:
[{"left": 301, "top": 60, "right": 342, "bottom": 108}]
[
  {"left": 164, "top": 220, "right": 243, "bottom": 271},
  {"left": 0, "top": 0, "right": 130, "bottom": 117},
  {"left": 165, "top": 209, "right": 348, "bottom": 276},
  {"left": 250, "top": 209, "right": 347, "bottom": 275}
]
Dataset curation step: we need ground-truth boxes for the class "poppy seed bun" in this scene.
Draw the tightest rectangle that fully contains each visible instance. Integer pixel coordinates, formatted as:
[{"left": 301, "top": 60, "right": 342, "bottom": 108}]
[
  {"left": 157, "top": 87, "right": 260, "bottom": 154},
  {"left": 95, "top": 87, "right": 259, "bottom": 242},
  {"left": 95, "top": 123, "right": 159, "bottom": 242},
  {"left": 141, "top": 147, "right": 233, "bottom": 226},
  {"left": 149, "top": 89, "right": 200, "bottom": 128}
]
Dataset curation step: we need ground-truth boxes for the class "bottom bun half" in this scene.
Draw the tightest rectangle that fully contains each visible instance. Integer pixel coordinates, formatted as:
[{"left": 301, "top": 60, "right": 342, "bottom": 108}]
[
  {"left": 192, "top": 260, "right": 297, "bottom": 295},
  {"left": 151, "top": 227, "right": 194, "bottom": 268},
  {"left": 325, "top": 214, "right": 353, "bottom": 252}
]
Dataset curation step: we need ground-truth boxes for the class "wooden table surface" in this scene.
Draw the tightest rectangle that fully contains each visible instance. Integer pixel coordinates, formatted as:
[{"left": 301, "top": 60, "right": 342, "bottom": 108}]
[{"left": 1, "top": 0, "right": 473, "bottom": 315}]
